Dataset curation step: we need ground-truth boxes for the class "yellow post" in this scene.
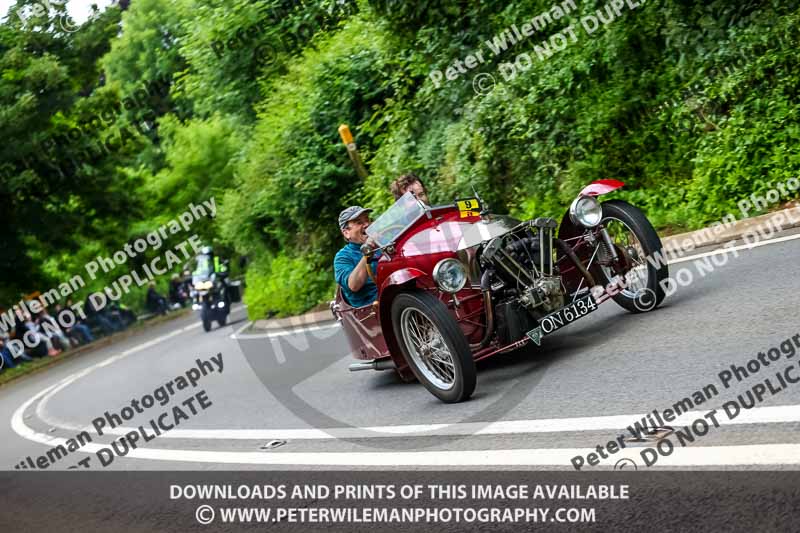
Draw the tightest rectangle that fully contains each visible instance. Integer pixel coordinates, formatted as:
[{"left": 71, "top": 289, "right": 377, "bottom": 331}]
[
  {"left": 338, "top": 124, "right": 368, "bottom": 179},
  {"left": 338, "top": 124, "right": 354, "bottom": 146}
]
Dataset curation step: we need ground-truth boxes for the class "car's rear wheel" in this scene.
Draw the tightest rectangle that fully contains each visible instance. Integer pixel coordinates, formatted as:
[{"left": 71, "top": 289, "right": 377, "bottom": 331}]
[{"left": 391, "top": 291, "right": 476, "bottom": 403}]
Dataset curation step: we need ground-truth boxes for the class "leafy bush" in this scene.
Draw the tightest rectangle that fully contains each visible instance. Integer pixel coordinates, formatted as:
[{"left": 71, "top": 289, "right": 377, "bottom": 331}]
[
  {"left": 244, "top": 252, "right": 335, "bottom": 318},
  {"left": 219, "top": 17, "right": 398, "bottom": 318},
  {"left": 367, "top": 1, "right": 800, "bottom": 230}
]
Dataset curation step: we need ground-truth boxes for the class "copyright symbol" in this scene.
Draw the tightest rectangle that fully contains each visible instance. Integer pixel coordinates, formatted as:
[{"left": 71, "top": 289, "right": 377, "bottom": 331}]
[
  {"left": 195, "top": 505, "right": 215, "bottom": 525},
  {"left": 58, "top": 14, "right": 80, "bottom": 33},
  {"left": 472, "top": 73, "right": 496, "bottom": 96},
  {"left": 633, "top": 287, "right": 657, "bottom": 312},
  {"left": 614, "top": 458, "right": 638, "bottom": 471}
]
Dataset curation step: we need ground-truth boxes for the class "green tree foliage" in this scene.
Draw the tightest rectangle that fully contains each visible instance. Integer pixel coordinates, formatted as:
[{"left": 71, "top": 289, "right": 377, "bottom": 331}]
[
  {"left": 138, "top": 113, "right": 245, "bottom": 239},
  {"left": 101, "top": 0, "right": 185, "bottom": 109},
  {"left": 175, "top": 0, "right": 356, "bottom": 119},
  {"left": 365, "top": 0, "right": 800, "bottom": 230},
  {"left": 218, "top": 18, "right": 399, "bottom": 315},
  {"left": 0, "top": 0, "right": 132, "bottom": 302}
]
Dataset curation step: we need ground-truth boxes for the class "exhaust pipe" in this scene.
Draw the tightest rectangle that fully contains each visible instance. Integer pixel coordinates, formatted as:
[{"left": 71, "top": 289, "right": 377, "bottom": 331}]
[{"left": 348, "top": 359, "right": 396, "bottom": 372}]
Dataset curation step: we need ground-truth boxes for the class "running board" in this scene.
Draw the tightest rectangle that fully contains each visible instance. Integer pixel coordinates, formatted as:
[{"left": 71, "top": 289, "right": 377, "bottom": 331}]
[{"left": 349, "top": 359, "right": 396, "bottom": 372}]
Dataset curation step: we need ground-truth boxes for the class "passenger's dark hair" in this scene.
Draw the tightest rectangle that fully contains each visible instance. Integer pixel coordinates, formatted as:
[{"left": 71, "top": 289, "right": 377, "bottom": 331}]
[{"left": 390, "top": 173, "right": 425, "bottom": 200}]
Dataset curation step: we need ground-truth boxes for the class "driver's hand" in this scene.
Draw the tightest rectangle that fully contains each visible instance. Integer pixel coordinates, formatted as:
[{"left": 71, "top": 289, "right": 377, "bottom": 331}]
[{"left": 361, "top": 238, "right": 378, "bottom": 257}]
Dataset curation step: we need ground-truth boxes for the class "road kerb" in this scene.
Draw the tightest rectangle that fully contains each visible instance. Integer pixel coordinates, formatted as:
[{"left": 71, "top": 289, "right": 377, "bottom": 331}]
[{"left": 662, "top": 205, "right": 800, "bottom": 254}]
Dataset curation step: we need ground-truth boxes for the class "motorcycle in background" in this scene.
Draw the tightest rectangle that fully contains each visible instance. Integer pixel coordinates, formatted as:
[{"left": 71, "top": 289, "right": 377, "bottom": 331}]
[{"left": 190, "top": 252, "right": 231, "bottom": 332}]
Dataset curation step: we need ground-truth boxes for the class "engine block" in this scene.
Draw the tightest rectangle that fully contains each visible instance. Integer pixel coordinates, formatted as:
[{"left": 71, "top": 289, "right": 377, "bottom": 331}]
[{"left": 481, "top": 217, "right": 564, "bottom": 314}]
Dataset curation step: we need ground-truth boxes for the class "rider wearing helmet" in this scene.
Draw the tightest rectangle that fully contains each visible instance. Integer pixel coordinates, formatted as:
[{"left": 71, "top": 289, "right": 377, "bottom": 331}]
[
  {"left": 196, "top": 245, "right": 228, "bottom": 275},
  {"left": 193, "top": 245, "right": 230, "bottom": 301}
]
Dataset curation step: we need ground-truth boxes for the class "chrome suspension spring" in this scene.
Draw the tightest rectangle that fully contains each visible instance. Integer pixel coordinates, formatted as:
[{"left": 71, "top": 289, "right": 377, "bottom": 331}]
[
  {"left": 597, "top": 228, "right": 619, "bottom": 265},
  {"left": 598, "top": 237, "right": 614, "bottom": 265}
]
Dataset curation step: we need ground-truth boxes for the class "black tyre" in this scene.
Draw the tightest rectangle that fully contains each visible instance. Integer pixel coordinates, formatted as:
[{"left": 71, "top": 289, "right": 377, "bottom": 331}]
[
  {"left": 201, "top": 307, "right": 212, "bottom": 332},
  {"left": 391, "top": 291, "right": 476, "bottom": 403},
  {"left": 217, "top": 314, "right": 227, "bottom": 327},
  {"left": 595, "top": 200, "right": 669, "bottom": 313}
]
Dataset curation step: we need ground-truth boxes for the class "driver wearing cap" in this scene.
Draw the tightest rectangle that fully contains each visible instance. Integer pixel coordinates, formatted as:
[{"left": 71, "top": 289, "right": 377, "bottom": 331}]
[{"left": 334, "top": 206, "right": 380, "bottom": 307}]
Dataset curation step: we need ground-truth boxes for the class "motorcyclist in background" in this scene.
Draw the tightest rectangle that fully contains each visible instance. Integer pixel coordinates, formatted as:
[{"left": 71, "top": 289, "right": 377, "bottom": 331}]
[
  {"left": 191, "top": 245, "right": 232, "bottom": 331},
  {"left": 211, "top": 246, "right": 229, "bottom": 276},
  {"left": 194, "top": 246, "right": 229, "bottom": 277}
]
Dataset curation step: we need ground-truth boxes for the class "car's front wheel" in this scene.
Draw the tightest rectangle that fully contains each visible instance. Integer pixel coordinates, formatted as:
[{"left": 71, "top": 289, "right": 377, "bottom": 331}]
[
  {"left": 391, "top": 291, "right": 476, "bottom": 403},
  {"left": 595, "top": 200, "right": 669, "bottom": 313}
]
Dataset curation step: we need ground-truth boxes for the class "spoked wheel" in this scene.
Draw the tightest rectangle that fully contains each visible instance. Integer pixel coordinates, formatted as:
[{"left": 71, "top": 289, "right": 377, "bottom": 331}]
[
  {"left": 391, "top": 291, "right": 476, "bottom": 403},
  {"left": 595, "top": 200, "right": 669, "bottom": 313}
]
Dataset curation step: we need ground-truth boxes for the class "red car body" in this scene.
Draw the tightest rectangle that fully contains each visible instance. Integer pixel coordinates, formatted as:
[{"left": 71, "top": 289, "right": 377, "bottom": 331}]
[{"left": 332, "top": 179, "right": 628, "bottom": 382}]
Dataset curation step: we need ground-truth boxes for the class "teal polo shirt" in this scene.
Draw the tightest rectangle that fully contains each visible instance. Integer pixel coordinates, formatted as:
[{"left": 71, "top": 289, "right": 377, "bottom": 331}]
[{"left": 334, "top": 242, "right": 380, "bottom": 307}]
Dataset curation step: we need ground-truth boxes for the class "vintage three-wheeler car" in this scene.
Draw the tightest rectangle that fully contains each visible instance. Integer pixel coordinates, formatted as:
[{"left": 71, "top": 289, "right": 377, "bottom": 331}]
[{"left": 330, "top": 180, "right": 668, "bottom": 402}]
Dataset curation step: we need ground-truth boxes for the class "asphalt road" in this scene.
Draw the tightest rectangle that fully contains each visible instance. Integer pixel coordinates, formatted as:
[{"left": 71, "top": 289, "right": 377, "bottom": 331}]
[{"left": 3, "top": 228, "right": 800, "bottom": 471}]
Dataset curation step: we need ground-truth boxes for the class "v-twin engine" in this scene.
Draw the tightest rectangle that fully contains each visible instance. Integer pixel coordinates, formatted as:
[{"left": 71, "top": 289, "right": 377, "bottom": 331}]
[{"left": 481, "top": 217, "right": 565, "bottom": 314}]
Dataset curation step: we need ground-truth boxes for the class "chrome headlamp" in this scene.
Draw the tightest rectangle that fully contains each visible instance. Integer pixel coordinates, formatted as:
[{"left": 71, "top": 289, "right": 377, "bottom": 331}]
[
  {"left": 433, "top": 258, "right": 467, "bottom": 294},
  {"left": 194, "top": 281, "right": 213, "bottom": 291},
  {"left": 569, "top": 195, "right": 603, "bottom": 228}
]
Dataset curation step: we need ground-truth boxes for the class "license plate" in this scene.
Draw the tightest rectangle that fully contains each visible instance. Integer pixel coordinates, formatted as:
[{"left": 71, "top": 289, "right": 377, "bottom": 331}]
[{"left": 526, "top": 295, "right": 599, "bottom": 346}]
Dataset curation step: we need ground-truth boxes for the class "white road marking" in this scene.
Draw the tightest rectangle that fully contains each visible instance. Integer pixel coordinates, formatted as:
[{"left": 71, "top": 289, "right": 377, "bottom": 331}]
[
  {"left": 229, "top": 321, "right": 253, "bottom": 339},
  {"left": 12, "top": 381, "right": 101, "bottom": 449},
  {"left": 112, "top": 442, "right": 790, "bottom": 467},
  {"left": 12, "top": 387, "right": 800, "bottom": 467},
  {"left": 33, "top": 322, "right": 205, "bottom": 428},
  {"left": 232, "top": 323, "right": 340, "bottom": 340},
  {"left": 34, "top": 404, "right": 800, "bottom": 441}
]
